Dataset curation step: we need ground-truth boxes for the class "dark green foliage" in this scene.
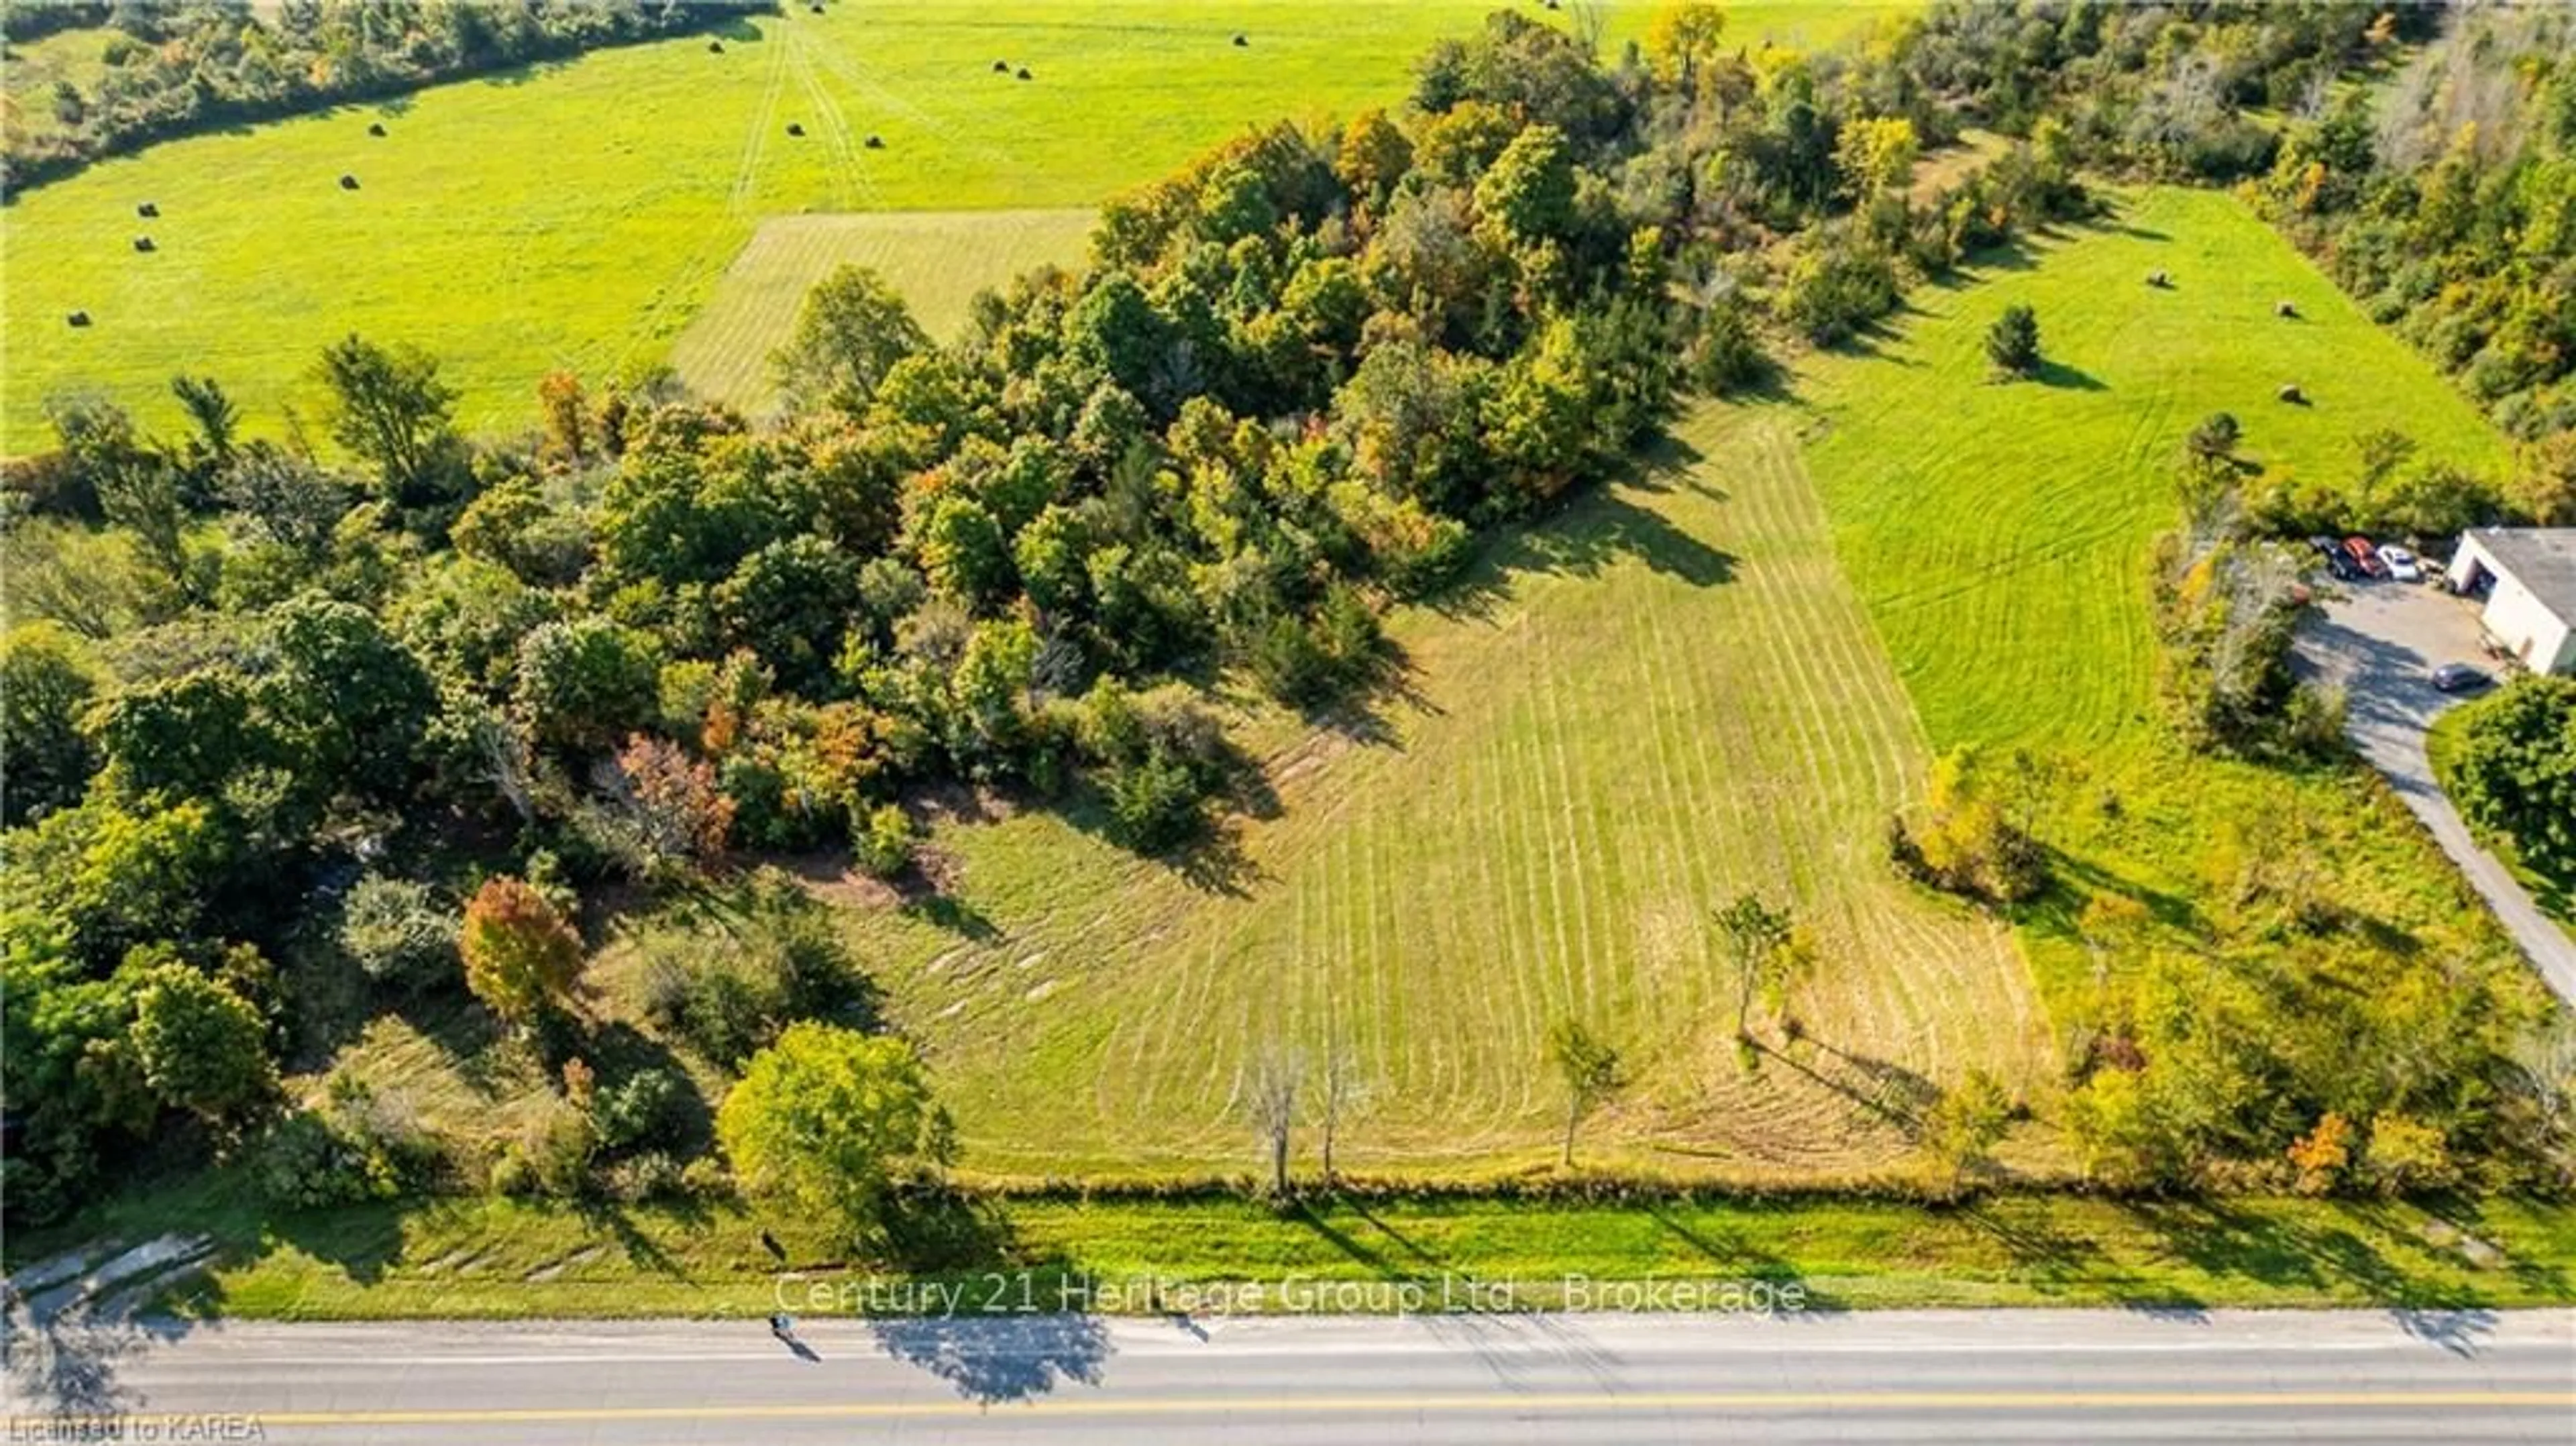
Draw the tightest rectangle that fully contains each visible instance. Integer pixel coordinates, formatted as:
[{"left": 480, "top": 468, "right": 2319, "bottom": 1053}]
[
  {"left": 592, "top": 1066, "right": 689, "bottom": 1154},
  {"left": 318, "top": 335, "right": 466, "bottom": 511},
  {"left": 1985, "top": 303, "right": 2041, "bottom": 378},
  {"left": 2439, "top": 677, "right": 2576, "bottom": 883},
  {"left": 336, "top": 873, "right": 458, "bottom": 993},
  {"left": 0, "top": 624, "right": 99, "bottom": 826},
  {"left": 636, "top": 874, "right": 873, "bottom": 1067},
  {"left": 514, "top": 616, "right": 662, "bottom": 755},
  {"left": 773, "top": 265, "right": 930, "bottom": 416}
]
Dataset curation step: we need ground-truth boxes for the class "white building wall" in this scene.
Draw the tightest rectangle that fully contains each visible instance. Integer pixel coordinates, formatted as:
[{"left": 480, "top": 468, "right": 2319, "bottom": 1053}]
[{"left": 2481, "top": 573, "right": 2576, "bottom": 675}]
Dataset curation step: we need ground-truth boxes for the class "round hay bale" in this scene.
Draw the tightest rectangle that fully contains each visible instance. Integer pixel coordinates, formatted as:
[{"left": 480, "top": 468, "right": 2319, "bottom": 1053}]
[
  {"left": 136, "top": 201, "right": 158, "bottom": 218},
  {"left": 865, "top": 134, "right": 884, "bottom": 149},
  {"left": 1016, "top": 66, "right": 1033, "bottom": 80},
  {"left": 367, "top": 121, "right": 386, "bottom": 137},
  {"left": 2276, "top": 383, "right": 2306, "bottom": 404},
  {"left": 132, "top": 235, "right": 154, "bottom": 253},
  {"left": 2275, "top": 299, "right": 2298, "bottom": 319},
  {"left": 993, "top": 60, "right": 1010, "bottom": 73},
  {"left": 786, "top": 122, "right": 805, "bottom": 136},
  {"left": 810, "top": 1, "right": 824, "bottom": 11},
  {"left": 2146, "top": 269, "right": 2169, "bottom": 288},
  {"left": 339, "top": 173, "right": 360, "bottom": 190},
  {"left": 1233, "top": 33, "right": 1248, "bottom": 46},
  {"left": 66, "top": 310, "right": 91, "bottom": 328},
  {"left": 708, "top": 40, "right": 725, "bottom": 54}
]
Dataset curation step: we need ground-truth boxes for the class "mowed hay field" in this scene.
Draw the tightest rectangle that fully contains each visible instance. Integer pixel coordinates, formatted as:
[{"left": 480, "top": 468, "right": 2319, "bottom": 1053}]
[
  {"left": 668, "top": 209, "right": 1093, "bottom": 412},
  {"left": 3, "top": 0, "right": 1911, "bottom": 453},
  {"left": 1795, "top": 186, "right": 2532, "bottom": 1012},
  {"left": 843, "top": 186, "right": 2534, "bottom": 1181},
  {"left": 1801, "top": 186, "right": 2510, "bottom": 753},
  {"left": 831, "top": 402, "right": 2048, "bottom": 1182}
]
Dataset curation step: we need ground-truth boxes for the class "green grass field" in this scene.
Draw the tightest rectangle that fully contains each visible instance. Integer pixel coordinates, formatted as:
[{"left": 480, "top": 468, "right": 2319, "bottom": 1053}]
[
  {"left": 667, "top": 208, "right": 1093, "bottom": 411},
  {"left": 796, "top": 187, "right": 2537, "bottom": 1183},
  {"left": 2, "top": 1, "right": 1911, "bottom": 453},
  {"left": 806, "top": 398, "right": 2053, "bottom": 1182},
  {"left": 1792, "top": 186, "right": 2535, "bottom": 1017}
]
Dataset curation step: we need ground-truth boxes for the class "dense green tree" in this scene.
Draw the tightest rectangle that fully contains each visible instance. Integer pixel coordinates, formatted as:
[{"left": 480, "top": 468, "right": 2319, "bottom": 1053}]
[
  {"left": 716, "top": 537, "right": 862, "bottom": 691},
  {"left": 123, "top": 951, "right": 276, "bottom": 1124},
  {"left": 716, "top": 1021, "right": 953, "bottom": 1238},
  {"left": 93, "top": 669, "right": 272, "bottom": 803},
  {"left": 1473, "top": 123, "right": 1577, "bottom": 242},
  {"left": 1986, "top": 303, "right": 2042, "bottom": 378},
  {"left": 2440, "top": 677, "right": 2576, "bottom": 882},
  {"left": 773, "top": 265, "right": 930, "bottom": 416},
  {"left": 317, "top": 335, "right": 464, "bottom": 508},
  {"left": 514, "top": 618, "right": 662, "bottom": 755},
  {"left": 1, "top": 624, "right": 99, "bottom": 826},
  {"left": 263, "top": 594, "right": 437, "bottom": 801}
]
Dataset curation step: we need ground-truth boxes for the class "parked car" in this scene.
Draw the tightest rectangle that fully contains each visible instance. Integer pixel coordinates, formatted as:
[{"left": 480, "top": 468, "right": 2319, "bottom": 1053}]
[
  {"left": 2343, "top": 536, "right": 2385, "bottom": 577},
  {"left": 2376, "top": 543, "right": 2423, "bottom": 582},
  {"left": 2308, "top": 536, "right": 2359, "bottom": 580},
  {"left": 2430, "top": 663, "right": 2493, "bottom": 693}
]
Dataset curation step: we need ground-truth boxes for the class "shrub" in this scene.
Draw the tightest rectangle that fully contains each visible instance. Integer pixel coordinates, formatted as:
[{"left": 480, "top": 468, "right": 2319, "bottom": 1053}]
[
  {"left": 592, "top": 1066, "right": 687, "bottom": 1154},
  {"left": 2363, "top": 1113, "right": 2455, "bottom": 1194},
  {"left": 635, "top": 874, "right": 871, "bottom": 1065},
  {"left": 460, "top": 875, "right": 582, "bottom": 1026},
  {"left": 254, "top": 1111, "right": 400, "bottom": 1207},
  {"left": 337, "top": 873, "right": 456, "bottom": 991},
  {"left": 852, "top": 801, "right": 917, "bottom": 880},
  {"left": 602, "top": 1150, "right": 687, "bottom": 1203},
  {"left": 2287, "top": 1111, "right": 2353, "bottom": 1195},
  {"left": 1984, "top": 304, "right": 2041, "bottom": 378}
]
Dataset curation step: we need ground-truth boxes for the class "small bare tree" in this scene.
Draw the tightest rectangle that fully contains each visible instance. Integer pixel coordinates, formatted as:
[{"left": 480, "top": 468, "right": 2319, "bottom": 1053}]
[
  {"left": 1248, "top": 1046, "right": 1304, "bottom": 1197},
  {"left": 1548, "top": 1020, "right": 1624, "bottom": 1168},
  {"left": 1318, "top": 1039, "right": 1365, "bottom": 1186}
]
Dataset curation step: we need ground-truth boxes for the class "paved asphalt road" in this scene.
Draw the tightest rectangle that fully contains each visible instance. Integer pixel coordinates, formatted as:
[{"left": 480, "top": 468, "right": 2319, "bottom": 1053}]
[
  {"left": 2300, "top": 580, "right": 2576, "bottom": 1004},
  {"left": 7, "top": 1309, "right": 2571, "bottom": 1443}
]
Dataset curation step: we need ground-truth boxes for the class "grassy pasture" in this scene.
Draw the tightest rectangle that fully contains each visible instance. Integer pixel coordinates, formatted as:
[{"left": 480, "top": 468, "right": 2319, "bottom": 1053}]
[
  {"left": 1, "top": 1, "right": 1914, "bottom": 453},
  {"left": 668, "top": 208, "right": 1093, "bottom": 412},
  {"left": 812, "top": 400, "right": 2052, "bottom": 1182},
  {"left": 1792, "top": 186, "right": 2538, "bottom": 1017}
]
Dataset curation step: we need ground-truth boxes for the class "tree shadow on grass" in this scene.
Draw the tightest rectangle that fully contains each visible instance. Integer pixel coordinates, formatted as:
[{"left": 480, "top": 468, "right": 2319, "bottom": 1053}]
[
  {"left": 2032, "top": 358, "right": 2107, "bottom": 392},
  {"left": 1422, "top": 433, "right": 1739, "bottom": 628}
]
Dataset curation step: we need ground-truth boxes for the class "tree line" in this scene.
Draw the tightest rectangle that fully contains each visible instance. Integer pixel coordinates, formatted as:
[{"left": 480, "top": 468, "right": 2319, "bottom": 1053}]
[{"left": 4, "top": 0, "right": 768, "bottom": 194}]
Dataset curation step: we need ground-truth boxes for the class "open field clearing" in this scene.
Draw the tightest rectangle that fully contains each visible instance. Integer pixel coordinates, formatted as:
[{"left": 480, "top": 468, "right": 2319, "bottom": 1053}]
[
  {"left": 811, "top": 401, "right": 2051, "bottom": 1182},
  {"left": 3, "top": 1, "right": 1912, "bottom": 453},
  {"left": 668, "top": 209, "right": 1093, "bottom": 411},
  {"left": 1801, "top": 187, "right": 2510, "bottom": 753},
  {"left": 1794, "top": 186, "right": 2543, "bottom": 1014}
]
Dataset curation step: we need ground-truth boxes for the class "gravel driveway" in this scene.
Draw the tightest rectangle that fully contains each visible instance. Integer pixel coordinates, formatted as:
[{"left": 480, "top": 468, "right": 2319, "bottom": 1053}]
[{"left": 2298, "top": 579, "right": 2576, "bottom": 1004}]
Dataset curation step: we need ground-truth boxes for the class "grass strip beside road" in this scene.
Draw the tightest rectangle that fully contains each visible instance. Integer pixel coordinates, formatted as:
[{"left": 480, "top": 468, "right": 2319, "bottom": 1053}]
[{"left": 91, "top": 1185, "right": 2576, "bottom": 1321}]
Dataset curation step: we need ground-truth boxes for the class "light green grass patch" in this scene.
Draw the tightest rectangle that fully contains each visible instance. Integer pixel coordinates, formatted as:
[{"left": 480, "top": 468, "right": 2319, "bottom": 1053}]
[
  {"left": 669, "top": 209, "right": 1093, "bottom": 413},
  {"left": 1794, "top": 186, "right": 2539, "bottom": 1017}
]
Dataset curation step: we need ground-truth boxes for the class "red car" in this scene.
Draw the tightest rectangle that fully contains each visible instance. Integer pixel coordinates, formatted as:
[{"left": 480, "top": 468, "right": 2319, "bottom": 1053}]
[{"left": 2343, "top": 536, "right": 2385, "bottom": 577}]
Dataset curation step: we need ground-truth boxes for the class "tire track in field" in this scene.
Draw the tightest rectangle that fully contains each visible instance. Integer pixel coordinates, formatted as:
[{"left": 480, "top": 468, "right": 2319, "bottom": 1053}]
[{"left": 783, "top": 25, "right": 879, "bottom": 210}]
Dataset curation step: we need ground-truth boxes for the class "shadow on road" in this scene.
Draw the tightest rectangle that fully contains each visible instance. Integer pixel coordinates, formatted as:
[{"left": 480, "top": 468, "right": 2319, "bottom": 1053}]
[{"left": 866, "top": 1312, "right": 1113, "bottom": 1404}]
